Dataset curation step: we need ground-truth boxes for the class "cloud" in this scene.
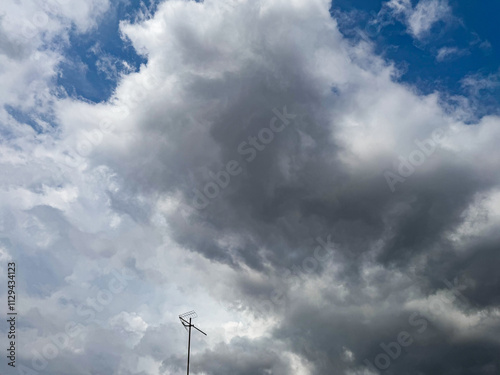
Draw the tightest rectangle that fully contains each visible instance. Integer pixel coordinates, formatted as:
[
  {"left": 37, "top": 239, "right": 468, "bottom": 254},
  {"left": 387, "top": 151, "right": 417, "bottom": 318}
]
[
  {"left": 161, "top": 337, "right": 294, "bottom": 375},
  {"left": 385, "top": 0, "right": 452, "bottom": 40},
  {"left": 459, "top": 70, "right": 500, "bottom": 118},
  {"left": 461, "top": 70, "right": 500, "bottom": 96},
  {"left": 436, "top": 46, "right": 469, "bottom": 62},
  {"left": 1, "top": 0, "right": 499, "bottom": 375}
]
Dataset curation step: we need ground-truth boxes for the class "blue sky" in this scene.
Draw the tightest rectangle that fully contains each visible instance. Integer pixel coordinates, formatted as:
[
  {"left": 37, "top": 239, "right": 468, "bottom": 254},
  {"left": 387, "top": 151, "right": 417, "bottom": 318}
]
[
  {"left": 57, "top": 0, "right": 500, "bottom": 117},
  {"left": 57, "top": 0, "right": 153, "bottom": 102},
  {"left": 57, "top": 0, "right": 200, "bottom": 104},
  {"left": 331, "top": 0, "right": 500, "bottom": 116}
]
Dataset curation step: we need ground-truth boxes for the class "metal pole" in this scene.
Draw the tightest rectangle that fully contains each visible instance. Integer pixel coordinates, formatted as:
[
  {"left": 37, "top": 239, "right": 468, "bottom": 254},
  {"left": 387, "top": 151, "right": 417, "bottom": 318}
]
[{"left": 187, "top": 317, "right": 192, "bottom": 375}]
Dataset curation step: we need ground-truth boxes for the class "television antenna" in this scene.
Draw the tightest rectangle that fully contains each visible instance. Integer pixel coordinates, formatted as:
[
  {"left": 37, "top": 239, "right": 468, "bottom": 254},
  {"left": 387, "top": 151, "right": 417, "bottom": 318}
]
[{"left": 179, "top": 310, "right": 207, "bottom": 375}]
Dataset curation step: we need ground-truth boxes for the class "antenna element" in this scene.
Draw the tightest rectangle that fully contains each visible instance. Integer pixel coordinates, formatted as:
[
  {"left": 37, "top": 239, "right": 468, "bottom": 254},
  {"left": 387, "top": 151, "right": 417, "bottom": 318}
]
[{"left": 179, "top": 310, "right": 206, "bottom": 375}]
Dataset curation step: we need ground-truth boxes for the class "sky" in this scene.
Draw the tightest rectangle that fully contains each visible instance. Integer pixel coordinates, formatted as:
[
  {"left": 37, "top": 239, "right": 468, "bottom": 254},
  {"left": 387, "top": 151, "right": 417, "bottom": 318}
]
[{"left": 0, "top": 0, "right": 499, "bottom": 374}]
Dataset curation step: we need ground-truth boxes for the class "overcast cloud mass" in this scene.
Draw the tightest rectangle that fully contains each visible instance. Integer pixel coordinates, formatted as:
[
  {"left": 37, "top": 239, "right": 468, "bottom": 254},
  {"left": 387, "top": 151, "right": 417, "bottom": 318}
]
[{"left": 0, "top": 0, "right": 499, "bottom": 374}]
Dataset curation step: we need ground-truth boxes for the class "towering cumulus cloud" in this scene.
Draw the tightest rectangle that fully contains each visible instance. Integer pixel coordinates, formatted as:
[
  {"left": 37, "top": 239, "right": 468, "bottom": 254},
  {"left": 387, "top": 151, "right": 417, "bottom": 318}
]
[{"left": 1, "top": 0, "right": 499, "bottom": 374}]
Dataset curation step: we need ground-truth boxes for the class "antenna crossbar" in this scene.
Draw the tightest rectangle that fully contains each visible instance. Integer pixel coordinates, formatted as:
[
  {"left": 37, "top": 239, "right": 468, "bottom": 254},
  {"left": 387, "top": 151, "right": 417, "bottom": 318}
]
[{"left": 178, "top": 310, "right": 207, "bottom": 375}]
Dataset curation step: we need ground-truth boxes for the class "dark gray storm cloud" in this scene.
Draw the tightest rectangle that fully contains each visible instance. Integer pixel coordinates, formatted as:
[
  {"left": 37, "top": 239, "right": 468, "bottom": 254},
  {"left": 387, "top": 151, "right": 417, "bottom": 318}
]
[
  {"left": 81, "top": 0, "right": 500, "bottom": 374},
  {"left": 162, "top": 337, "right": 292, "bottom": 375}
]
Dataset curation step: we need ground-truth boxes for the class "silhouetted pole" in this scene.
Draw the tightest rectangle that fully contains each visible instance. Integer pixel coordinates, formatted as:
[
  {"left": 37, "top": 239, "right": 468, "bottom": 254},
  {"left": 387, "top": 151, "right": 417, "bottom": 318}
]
[
  {"left": 187, "top": 317, "right": 191, "bottom": 375},
  {"left": 179, "top": 311, "right": 207, "bottom": 375}
]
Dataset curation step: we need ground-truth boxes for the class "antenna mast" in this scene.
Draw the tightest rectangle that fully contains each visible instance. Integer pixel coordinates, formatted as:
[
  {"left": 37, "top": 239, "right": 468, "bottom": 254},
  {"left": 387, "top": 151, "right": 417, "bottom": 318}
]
[{"left": 179, "top": 311, "right": 207, "bottom": 375}]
